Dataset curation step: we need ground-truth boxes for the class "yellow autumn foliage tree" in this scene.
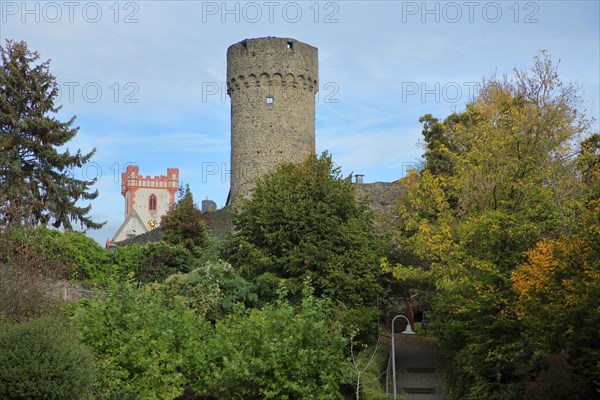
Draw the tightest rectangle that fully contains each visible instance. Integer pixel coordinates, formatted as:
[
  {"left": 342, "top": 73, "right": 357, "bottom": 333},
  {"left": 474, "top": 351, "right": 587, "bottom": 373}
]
[
  {"left": 390, "top": 52, "right": 598, "bottom": 399},
  {"left": 512, "top": 236, "right": 599, "bottom": 397}
]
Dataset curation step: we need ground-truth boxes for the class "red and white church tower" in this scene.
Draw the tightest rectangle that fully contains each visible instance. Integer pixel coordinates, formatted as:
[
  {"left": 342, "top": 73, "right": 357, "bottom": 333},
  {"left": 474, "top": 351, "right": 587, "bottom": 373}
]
[{"left": 112, "top": 166, "right": 179, "bottom": 242}]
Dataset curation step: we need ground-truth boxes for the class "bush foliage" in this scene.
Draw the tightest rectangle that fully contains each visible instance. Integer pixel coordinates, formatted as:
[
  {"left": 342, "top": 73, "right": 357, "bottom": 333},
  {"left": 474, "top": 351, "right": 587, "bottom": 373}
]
[
  {"left": 72, "top": 279, "right": 350, "bottom": 399},
  {"left": 191, "top": 291, "right": 348, "bottom": 399},
  {"left": 72, "top": 281, "right": 210, "bottom": 400},
  {"left": 0, "top": 317, "right": 95, "bottom": 399}
]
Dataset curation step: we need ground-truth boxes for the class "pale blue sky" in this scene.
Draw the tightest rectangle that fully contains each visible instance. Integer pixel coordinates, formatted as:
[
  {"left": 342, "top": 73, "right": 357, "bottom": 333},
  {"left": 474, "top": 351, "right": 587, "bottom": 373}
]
[{"left": 1, "top": 0, "right": 599, "bottom": 244}]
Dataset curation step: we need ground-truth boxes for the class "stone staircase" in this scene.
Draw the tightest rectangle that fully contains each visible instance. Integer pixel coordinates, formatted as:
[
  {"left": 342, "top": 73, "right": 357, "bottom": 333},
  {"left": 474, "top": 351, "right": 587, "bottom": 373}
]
[{"left": 382, "top": 334, "right": 447, "bottom": 400}]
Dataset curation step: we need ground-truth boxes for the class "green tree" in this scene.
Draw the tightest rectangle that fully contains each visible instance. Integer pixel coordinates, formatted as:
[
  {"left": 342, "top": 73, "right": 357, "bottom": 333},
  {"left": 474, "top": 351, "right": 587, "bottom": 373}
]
[
  {"left": 418, "top": 112, "right": 464, "bottom": 179},
  {"left": 0, "top": 40, "right": 102, "bottom": 230},
  {"left": 160, "top": 184, "right": 208, "bottom": 251},
  {"left": 390, "top": 52, "right": 594, "bottom": 399},
  {"left": 225, "top": 152, "right": 384, "bottom": 317},
  {"left": 0, "top": 317, "right": 95, "bottom": 399}
]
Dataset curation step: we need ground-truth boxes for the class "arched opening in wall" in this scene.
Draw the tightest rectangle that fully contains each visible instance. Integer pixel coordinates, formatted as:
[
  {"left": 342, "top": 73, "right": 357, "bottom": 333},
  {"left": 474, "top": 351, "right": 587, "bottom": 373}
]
[{"left": 149, "top": 194, "right": 157, "bottom": 211}]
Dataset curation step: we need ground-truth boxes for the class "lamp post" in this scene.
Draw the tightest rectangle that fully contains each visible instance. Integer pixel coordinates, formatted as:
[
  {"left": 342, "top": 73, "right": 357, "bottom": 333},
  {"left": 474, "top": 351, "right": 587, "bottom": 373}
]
[
  {"left": 108, "top": 243, "right": 116, "bottom": 278},
  {"left": 391, "top": 314, "right": 415, "bottom": 399}
]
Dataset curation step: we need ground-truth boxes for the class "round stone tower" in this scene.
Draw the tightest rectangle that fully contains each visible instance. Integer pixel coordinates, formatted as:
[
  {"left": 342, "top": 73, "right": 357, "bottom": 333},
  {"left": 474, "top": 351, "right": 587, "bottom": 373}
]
[{"left": 227, "top": 37, "right": 318, "bottom": 205}]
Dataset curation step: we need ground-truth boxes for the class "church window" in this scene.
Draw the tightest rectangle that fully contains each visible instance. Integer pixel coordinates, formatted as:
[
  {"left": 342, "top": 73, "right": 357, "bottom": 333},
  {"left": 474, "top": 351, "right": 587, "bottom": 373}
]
[{"left": 149, "top": 194, "right": 157, "bottom": 211}]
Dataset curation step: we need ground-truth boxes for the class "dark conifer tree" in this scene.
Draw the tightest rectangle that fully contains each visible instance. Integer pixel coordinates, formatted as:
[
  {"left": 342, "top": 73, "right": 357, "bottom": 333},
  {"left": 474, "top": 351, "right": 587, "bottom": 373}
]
[
  {"left": 0, "top": 40, "right": 103, "bottom": 230},
  {"left": 160, "top": 185, "right": 209, "bottom": 251}
]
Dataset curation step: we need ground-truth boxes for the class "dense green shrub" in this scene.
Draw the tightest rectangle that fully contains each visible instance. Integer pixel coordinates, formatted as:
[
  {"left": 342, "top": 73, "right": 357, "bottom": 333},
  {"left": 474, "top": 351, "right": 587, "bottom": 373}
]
[
  {"left": 0, "top": 224, "right": 219, "bottom": 289},
  {"left": 73, "top": 278, "right": 352, "bottom": 399},
  {"left": 157, "top": 260, "right": 257, "bottom": 321},
  {"left": 342, "top": 345, "right": 389, "bottom": 400},
  {"left": 135, "top": 241, "right": 197, "bottom": 282},
  {"left": 1, "top": 227, "right": 198, "bottom": 285},
  {"left": 1, "top": 226, "right": 109, "bottom": 281},
  {"left": 0, "top": 317, "right": 94, "bottom": 399},
  {"left": 72, "top": 282, "right": 211, "bottom": 400},
  {"left": 191, "top": 292, "right": 348, "bottom": 399},
  {"left": 194, "top": 235, "right": 224, "bottom": 266},
  {"left": 33, "top": 228, "right": 110, "bottom": 280},
  {"left": 0, "top": 228, "right": 64, "bottom": 322},
  {"left": 108, "top": 241, "right": 202, "bottom": 284}
]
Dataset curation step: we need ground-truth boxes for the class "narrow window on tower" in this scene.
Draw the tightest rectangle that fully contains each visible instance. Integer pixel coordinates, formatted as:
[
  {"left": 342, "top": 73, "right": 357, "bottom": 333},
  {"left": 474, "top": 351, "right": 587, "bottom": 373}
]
[
  {"left": 266, "top": 96, "right": 274, "bottom": 105},
  {"left": 149, "top": 194, "right": 157, "bottom": 211},
  {"left": 287, "top": 41, "right": 293, "bottom": 50}
]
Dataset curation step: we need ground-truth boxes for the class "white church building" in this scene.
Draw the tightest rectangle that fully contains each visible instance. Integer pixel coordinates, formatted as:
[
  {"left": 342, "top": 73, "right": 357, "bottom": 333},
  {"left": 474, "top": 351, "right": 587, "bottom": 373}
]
[{"left": 111, "top": 165, "right": 179, "bottom": 242}]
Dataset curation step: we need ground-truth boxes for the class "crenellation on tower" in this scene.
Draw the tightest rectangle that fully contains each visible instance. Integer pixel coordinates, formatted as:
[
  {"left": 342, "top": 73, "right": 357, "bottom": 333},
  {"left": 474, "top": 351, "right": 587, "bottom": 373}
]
[
  {"left": 227, "top": 37, "right": 319, "bottom": 204},
  {"left": 121, "top": 166, "right": 179, "bottom": 199}
]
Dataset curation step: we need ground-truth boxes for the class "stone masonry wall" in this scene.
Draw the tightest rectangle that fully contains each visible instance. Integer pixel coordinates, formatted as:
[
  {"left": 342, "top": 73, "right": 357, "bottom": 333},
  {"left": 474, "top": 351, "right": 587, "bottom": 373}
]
[
  {"left": 227, "top": 37, "right": 318, "bottom": 204},
  {"left": 354, "top": 182, "right": 405, "bottom": 234},
  {"left": 203, "top": 207, "right": 234, "bottom": 239}
]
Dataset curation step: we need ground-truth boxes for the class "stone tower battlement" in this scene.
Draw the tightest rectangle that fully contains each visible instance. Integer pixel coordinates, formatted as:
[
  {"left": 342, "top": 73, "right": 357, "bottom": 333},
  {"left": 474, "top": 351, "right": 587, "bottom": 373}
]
[{"left": 227, "top": 37, "right": 318, "bottom": 204}]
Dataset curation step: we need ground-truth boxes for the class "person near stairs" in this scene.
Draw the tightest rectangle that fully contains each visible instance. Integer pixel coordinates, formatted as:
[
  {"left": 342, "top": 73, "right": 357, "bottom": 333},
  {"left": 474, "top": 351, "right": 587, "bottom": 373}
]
[{"left": 421, "top": 317, "right": 429, "bottom": 335}]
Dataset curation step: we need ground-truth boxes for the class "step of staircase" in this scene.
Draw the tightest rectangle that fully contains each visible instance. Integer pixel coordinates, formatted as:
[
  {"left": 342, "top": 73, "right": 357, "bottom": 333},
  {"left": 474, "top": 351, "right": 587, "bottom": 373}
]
[
  {"left": 382, "top": 333, "right": 447, "bottom": 400},
  {"left": 397, "top": 371, "right": 446, "bottom": 399},
  {"left": 397, "top": 393, "right": 445, "bottom": 400}
]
